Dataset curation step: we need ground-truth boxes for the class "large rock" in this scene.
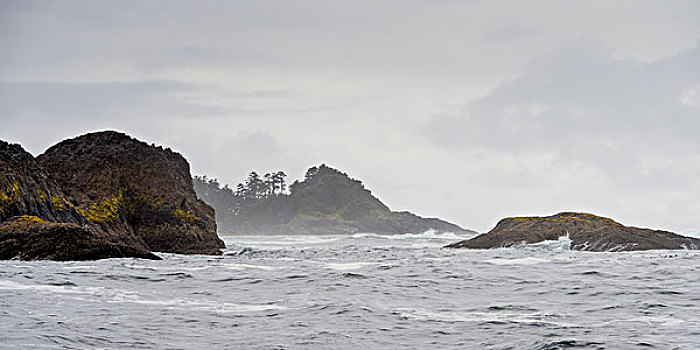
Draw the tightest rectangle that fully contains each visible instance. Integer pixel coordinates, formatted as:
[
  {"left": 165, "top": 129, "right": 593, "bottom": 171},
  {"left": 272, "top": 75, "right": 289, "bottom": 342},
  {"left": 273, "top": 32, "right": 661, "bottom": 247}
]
[
  {"left": 0, "top": 139, "right": 158, "bottom": 260},
  {"left": 0, "top": 219, "right": 158, "bottom": 261},
  {"left": 445, "top": 212, "right": 700, "bottom": 252},
  {"left": 38, "top": 131, "right": 225, "bottom": 254}
]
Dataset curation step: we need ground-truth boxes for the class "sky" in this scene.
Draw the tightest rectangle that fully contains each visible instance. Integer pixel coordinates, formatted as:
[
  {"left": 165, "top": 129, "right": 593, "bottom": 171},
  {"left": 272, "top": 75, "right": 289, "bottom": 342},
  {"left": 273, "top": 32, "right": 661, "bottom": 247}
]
[{"left": 1, "top": 0, "right": 699, "bottom": 233}]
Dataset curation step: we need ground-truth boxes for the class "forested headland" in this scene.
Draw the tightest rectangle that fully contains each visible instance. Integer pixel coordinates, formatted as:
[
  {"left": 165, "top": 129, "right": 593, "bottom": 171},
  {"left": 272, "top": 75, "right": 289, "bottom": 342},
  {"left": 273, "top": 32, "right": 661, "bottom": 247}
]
[{"left": 194, "top": 164, "right": 469, "bottom": 235}]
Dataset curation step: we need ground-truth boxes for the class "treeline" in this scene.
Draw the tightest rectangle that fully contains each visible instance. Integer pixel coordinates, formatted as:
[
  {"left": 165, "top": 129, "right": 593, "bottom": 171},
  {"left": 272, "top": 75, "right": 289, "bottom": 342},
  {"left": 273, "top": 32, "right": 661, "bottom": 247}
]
[
  {"left": 194, "top": 171, "right": 287, "bottom": 216},
  {"left": 194, "top": 165, "right": 390, "bottom": 233}
]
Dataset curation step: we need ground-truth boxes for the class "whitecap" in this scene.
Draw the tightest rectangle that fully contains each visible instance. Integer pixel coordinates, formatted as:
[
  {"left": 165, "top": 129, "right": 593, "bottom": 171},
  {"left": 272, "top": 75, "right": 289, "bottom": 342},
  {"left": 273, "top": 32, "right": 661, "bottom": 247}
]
[
  {"left": 352, "top": 230, "right": 473, "bottom": 241},
  {"left": 121, "top": 264, "right": 159, "bottom": 271},
  {"left": 220, "top": 263, "right": 279, "bottom": 271},
  {"left": 322, "top": 262, "right": 379, "bottom": 271},
  {"left": 482, "top": 257, "right": 552, "bottom": 266},
  {"left": 602, "top": 315, "right": 689, "bottom": 327},
  {"left": 61, "top": 265, "right": 97, "bottom": 270},
  {"left": 522, "top": 233, "right": 572, "bottom": 251},
  {"left": 395, "top": 307, "right": 578, "bottom": 328},
  {"left": 108, "top": 293, "right": 287, "bottom": 313},
  {"left": 225, "top": 235, "right": 341, "bottom": 246},
  {"left": 0, "top": 279, "right": 102, "bottom": 295},
  {"left": 178, "top": 263, "right": 282, "bottom": 271}
]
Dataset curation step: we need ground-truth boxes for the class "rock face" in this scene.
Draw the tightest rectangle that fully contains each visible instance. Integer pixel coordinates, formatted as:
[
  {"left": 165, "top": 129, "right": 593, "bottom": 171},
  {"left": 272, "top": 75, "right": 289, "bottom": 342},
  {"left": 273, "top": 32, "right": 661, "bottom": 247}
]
[
  {"left": 0, "top": 140, "right": 158, "bottom": 260},
  {"left": 38, "top": 131, "right": 225, "bottom": 255},
  {"left": 0, "top": 220, "right": 158, "bottom": 261},
  {"left": 196, "top": 164, "right": 473, "bottom": 235},
  {"left": 0, "top": 140, "right": 82, "bottom": 224},
  {"left": 445, "top": 212, "right": 700, "bottom": 252}
]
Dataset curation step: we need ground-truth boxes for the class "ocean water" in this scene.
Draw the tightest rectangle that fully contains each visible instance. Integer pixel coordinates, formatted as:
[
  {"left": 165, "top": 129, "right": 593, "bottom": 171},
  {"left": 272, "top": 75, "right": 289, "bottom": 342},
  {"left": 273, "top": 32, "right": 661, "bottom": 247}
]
[{"left": 1, "top": 232, "right": 699, "bottom": 349}]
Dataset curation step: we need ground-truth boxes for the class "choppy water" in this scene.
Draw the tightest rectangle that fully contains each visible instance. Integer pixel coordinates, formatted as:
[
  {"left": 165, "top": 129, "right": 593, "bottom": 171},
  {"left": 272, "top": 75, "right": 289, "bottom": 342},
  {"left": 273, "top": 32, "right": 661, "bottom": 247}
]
[{"left": 1, "top": 232, "right": 700, "bottom": 349}]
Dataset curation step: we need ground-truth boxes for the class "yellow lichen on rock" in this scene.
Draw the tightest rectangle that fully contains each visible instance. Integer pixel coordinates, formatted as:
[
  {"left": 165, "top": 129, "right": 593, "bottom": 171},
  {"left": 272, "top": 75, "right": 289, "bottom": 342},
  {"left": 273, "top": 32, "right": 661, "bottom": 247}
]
[
  {"left": 17, "top": 215, "right": 47, "bottom": 224},
  {"left": 172, "top": 208, "right": 197, "bottom": 224},
  {"left": 79, "top": 195, "right": 121, "bottom": 223},
  {"left": 0, "top": 182, "right": 20, "bottom": 217},
  {"left": 0, "top": 182, "right": 19, "bottom": 203},
  {"left": 51, "top": 196, "right": 65, "bottom": 212}
]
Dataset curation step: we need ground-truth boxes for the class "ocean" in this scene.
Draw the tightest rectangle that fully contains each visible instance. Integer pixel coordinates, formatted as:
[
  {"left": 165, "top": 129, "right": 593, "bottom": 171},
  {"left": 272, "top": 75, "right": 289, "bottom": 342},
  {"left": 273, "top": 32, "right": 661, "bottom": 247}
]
[{"left": 1, "top": 232, "right": 699, "bottom": 349}]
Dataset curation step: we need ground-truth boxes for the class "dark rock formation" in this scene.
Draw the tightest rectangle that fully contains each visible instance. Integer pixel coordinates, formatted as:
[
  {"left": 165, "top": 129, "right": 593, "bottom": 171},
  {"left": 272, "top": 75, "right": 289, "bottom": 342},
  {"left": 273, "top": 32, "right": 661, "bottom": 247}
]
[
  {"left": 0, "top": 219, "right": 158, "bottom": 261},
  {"left": 196, "top": 164, "right": 473, "bottom": 235},
  {"left": 38, "top": 131, "right": 224, "bottom": 254},
  {"left": 1, "top": 140, "right": 83, "bottom": 224},
  {"left": 355, "top": 210, "right": 468, "bottom": 235},
  {"left": 0, "top": 139, "right": 158, "bottom": 260},
  {"left": 445, "top": 212, "right": 700, "bottom": 252},
  {"left": 276, "top": 210, "right": 468, "bottom": 235}
]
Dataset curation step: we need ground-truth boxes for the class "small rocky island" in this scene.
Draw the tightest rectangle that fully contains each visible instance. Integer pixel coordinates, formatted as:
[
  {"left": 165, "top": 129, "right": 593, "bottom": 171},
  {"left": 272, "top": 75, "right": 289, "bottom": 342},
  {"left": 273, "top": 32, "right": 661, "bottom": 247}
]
[
  {"left": 1, "top": 131, "right": 224, "bottom": 260},
  {"left": 195, "top": 164, "right": 473, "bottom": 235},
  {"left": 445, "top": 212, "right": 700, "bottom": 252}
]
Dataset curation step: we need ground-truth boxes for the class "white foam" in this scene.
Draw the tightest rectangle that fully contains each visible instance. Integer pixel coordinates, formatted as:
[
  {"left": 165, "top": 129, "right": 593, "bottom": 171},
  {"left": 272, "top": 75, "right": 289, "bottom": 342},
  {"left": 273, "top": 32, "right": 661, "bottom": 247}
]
[
  {"left": 220, "top": 263, "right": 279, "bottom": 271},
  {"left": 482, "top": 257, "right": 552, "bottom": 266},
  {"left": 352, "top": 230, "right": 473, "bottom": 241},
  {"left": 395, "top": 307, "right": 578, "bottom": 328},
  {"left": 226, "top": 236, "right": 341, "bottom": 246},
  {"left": 513, "top": 234, "right": 572, "bottom": 251},
  {"left": 179, "top": 263, "right": 282, "bottom": 271},
  {"left": 0, "top": 280, "right": 102, "bottom": 295},
  {"left": 108, "top": 293, "right": 286, "bottom": 313},
  {"left": 61, "top": 265, "right": 97, "bottom": 270},
  {"left": 322, "top": 262, "right": 379, "bottom": 271},
  {"left": 121, "top": 264, "right": 158, "bottom": 271},
  {"left": 602, "top": 315, "right": 688, "bottom": 327}
]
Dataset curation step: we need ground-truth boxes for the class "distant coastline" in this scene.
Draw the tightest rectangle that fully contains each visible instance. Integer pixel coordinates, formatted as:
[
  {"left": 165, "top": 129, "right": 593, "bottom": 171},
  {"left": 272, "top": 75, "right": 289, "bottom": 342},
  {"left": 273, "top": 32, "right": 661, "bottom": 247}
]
[{"left": 195, "top": 164, "right": 473, "bottom": 236}]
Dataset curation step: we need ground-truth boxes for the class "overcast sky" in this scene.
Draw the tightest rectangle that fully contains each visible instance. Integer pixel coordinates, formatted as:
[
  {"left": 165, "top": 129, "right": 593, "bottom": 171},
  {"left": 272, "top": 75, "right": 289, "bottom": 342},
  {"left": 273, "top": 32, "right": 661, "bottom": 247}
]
[{"left": 2, "top": 0, "right": 699, "bottom": 233}]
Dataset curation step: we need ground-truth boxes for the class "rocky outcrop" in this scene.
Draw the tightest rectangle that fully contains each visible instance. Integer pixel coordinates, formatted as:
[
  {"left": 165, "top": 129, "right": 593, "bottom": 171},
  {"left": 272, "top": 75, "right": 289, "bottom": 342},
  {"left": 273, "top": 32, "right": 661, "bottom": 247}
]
[
  {"left": 0, "top": 219, "right": 157, "bottom": 261},
  {"left": 355, "top": 211, "right": 467, "bottom": 235},
  {"left": 445, "top": 212, "right": 700, "bottom": 252},
  {"left": 273, "top": 210, "right": 467, "bottom": 235},
  {"left": 0, "top": 139, "right": 158, "bottom": 260},
  {"left": 38, "top": 131, "right": 224, "bottom": 255},
  {"left": 1, "top": 140, "right": 83, "bottom": 224}
]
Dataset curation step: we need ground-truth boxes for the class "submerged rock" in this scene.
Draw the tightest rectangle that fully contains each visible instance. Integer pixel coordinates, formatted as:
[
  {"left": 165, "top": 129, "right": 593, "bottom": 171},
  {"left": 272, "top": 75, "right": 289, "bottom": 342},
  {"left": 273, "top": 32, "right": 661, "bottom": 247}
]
[
  {"left": 445, "top": 212, "right": 700, "bottom": 252},
  {"left": 38, "top": 131, "right": 224, "bottom": 255},
  {"left": 0, "top": 139, "right": 158, "bottom": 260}
]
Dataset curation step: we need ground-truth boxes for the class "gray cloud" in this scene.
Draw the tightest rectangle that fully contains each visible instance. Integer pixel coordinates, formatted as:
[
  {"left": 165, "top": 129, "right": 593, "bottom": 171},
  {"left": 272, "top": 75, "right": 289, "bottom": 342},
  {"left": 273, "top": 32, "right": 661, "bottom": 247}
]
[
  {"left": 0, "top": 80, "right": 202, "bottom": 119},
  {"left": 424, "top": 39, "right": 700, "bottom": 230},
  {"left": 428, "top": 40, "right": 700, "bottom": 182},
  {"left": 0, "top": 80, "right": 226, "bottom": 154},
  {"left": 1, "top": 1, "right": 700, "bottom": 232}
]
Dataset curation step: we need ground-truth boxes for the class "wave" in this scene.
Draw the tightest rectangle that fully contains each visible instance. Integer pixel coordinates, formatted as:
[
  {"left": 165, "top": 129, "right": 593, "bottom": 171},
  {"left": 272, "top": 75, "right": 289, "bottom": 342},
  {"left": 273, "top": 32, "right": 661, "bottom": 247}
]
[
  {"left": 61, "top": 265, "right": 98, "bottom": 270},
  {"left": 0, "top": 279, "right": 102, "bottom": 295},
  {"left": 601, "top": 315, "right": 689, "bottom": 327},
  {"left": 351, "top": 229, "right": 473, "bottom": 241},
  {"left": 318, "top": 261, "right": 380, "bottom": 271},
  {"left": 107, "top": 294, "right": 287, "bottom": 313},
  {"left": 0, "top": 279, "right": 285, "bottom": 314},
  {"left": 225, "top": 236, "right": 342, "bottom": 246},
  {"left": 482, "top": 257, "right": 553, "bottom": 266},
  {"left": 520, "top": 234, "right": 572, "bottom": 251},
  {"left": 394, "top": 307, "right": 579, "bottom": 328}
]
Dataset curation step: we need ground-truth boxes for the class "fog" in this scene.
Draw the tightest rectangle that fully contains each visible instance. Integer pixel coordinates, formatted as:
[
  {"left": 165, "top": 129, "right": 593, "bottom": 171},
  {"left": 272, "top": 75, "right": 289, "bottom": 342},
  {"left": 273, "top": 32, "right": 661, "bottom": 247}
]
[{"left": 2, "top": 0, "right": 699, "bottom": 232}]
